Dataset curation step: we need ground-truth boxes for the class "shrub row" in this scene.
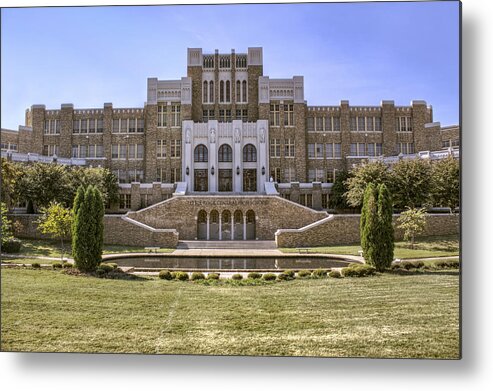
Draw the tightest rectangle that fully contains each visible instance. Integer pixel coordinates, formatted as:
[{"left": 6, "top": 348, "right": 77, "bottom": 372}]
[
  {"left": 341, "top": 264, "right": 377, "bottom": 277},
  {"left": 391, "top": 259, "right": 459, "bottom": 270},
  {"left": 1, "top": 238, "right": 22, "bottom": 253}
]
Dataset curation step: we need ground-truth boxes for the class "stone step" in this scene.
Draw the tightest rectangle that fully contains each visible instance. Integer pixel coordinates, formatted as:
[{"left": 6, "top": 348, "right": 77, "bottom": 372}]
[{"left": 177, "top": 240, "right": 277, "bottom": 250}]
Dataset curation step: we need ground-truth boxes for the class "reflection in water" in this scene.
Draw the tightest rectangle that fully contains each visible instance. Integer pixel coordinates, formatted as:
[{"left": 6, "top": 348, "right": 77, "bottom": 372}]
[{"left": 112, "top": 257, "right": 351, "bottom": 270}]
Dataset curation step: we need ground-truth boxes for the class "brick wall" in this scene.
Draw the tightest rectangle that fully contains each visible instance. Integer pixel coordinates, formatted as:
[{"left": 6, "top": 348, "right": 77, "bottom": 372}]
[{"left": 275, "top": 213, "right": 460, "bottom": 247}]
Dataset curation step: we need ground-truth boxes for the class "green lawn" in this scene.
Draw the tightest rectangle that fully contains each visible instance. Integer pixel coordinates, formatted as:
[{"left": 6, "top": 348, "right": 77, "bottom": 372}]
[
  {"left": 6, "top": 239, "right": 174, "bottom": 259},
  {"left": 281, "top": 235, "right": 459, "bottom": 259},
  {"left": 1, "top": 268, "right": 460, "bottom": 358}
]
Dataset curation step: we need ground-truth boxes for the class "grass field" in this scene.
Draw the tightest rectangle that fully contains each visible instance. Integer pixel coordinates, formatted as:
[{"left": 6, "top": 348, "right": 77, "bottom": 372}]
[
  {"left": 281, "top": 235, "right": 459, "bottom": 259},
  {"left": 1, "top": 268, "right": 460, "bottom": 358}
]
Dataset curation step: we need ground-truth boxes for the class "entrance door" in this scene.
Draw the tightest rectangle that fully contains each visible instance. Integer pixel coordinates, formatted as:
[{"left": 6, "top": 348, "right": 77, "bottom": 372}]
[
  {"left": 243, "top": 169, "right": 257, "bottom": 192},
  {"left": 246, "top": 210, "right": 256, "bottom": 240},
  {"left": 197, "top": 210, "right": 207, "bottom": 240},
  {"left": 209, "top": 210, "right": 219, "bottom": 240},
  {"left": 234, "top": 210, "right": 243, "bottom": 240},
  {"left": 194, "top": 169, "right": 208, "bottom": 192}
]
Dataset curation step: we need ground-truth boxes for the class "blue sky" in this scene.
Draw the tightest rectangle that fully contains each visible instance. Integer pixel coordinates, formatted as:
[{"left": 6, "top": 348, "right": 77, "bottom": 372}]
[{"left": 1, "top": 1, "right": 460, "bottom": 130}]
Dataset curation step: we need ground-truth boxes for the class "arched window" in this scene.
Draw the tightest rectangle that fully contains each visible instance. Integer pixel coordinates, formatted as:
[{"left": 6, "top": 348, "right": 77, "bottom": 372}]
[
  {"left": 218, "top": 144, "right": 232, "bottom": 162},
  {"left": 203, "top": 81, "right": 208, "bottom": 103},
  {"left": 242, "top": 80, "right": 247, "bottom": 102},
  {"left": 210, "top": 210, "right": 219, "bottom": 224},
  {"left": 198, "top": 210, "right": 207, "bottom": 224},
  {"left": 221, "top": 210, "right": 231, "bottom": 224},
  {"left": 243, "top": 144, "right": 257, "bottom": 162},
  {"left": 236, "top": 80, "right": 241, "bottom": 102},
  {"left": 220, "top": 81, "right": 224, "bottom": 102},
  {"left": 194, "top": 144, "right": 208, "bottom": 162},
  {"left": 246, "top": 210, "right": 255, "bottom": 224},
  {"left": 209, "top": 81, "right": 214, "bottom": 103},
  {"left": 234, "top": 210, "right": 243, "bottom": 224},
  {"left": 226, "top": 80, "right": 231, "bottom": 102}
]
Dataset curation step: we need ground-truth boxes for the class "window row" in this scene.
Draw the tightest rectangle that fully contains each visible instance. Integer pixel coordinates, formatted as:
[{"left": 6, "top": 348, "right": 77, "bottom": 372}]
[
  {"left": 396, "top": 116, "right": 413, "bottom": 132},
  {"left": 307, "top": 116, "right": 341, "bottom": 132},
  {"left": 270, "top": 104, "right": 294, "bottom": 126},
  {"left": 72, "top": 144, "right": 104, "bottom": 158},
  {"left": 157, "top": 104, "right": 181, "bottom": 127},
  {"left": 269, "top": 138, "right": 295, "bottom": 158},
  {"left": 192, "top": 144, "right": 257, "bottom": 163},
  {"left": 270, "top": 167, "right": 296, "bottom": 183},
  {"left": 201, "top": 109, "right": 248, "bottom": 122},
  {"left": 111, "top": 144, "right": 144, "bottom": 159},
  {"left": 307, "top": 143, "right": 342, "bottom": 159},
  {"left": 72, "top": 119, "right": 104, "bottom": 134},
  {"left": 112, "top": 118, "right": 144, "bottom": 133},
  {"left": 350, "top": 143, "right": 383, "bottom": 157},
  {"left": 350, "top": 116, "right": 382, "bottom": 132},
  {"left": 442, "top": 139, "right": 460, "bottom": 149},
  {"left": 44, "top": 120, "right": 60, "bottom": 135},
  {"left": 307, "top": 168, "right": 339, "bottom": 183},
  {"left": 1, "top": 142, "right": 18, "bottom": 151},
  {"left": 156, "top": 140, "right": 181, "bottom": 158},
  {"left": 156, "top": 167, "right": 181, "bottom": 183},
  {"left": 43, "top": 144, "right": 59, "bottom": 156},
  {"left": 113, "top": 169, "right": 144, "bottom": 184},
  {"left": 397, "top": 142, "right": 415, "bottom": 154}
]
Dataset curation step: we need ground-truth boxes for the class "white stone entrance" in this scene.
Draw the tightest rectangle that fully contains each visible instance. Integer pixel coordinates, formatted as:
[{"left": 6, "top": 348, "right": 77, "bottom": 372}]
[{"left": 196, "top": 209, "right": 255, "bottom": 241}]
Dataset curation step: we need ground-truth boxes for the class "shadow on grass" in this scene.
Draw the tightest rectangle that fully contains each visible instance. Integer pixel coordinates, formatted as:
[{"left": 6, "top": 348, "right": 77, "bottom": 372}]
[
  {"left": 61, "top": 268, "right": 148, "bottom": 281},
  {"left": 387, "top": 269, "right": 460, "bottom": 277}
]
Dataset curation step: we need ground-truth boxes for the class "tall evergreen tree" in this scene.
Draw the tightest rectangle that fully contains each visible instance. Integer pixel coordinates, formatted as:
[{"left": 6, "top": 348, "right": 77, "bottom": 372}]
[
  {"left": 375, "top": 184, "right": 394, "bottom": 270},
  {"left": 360, "top": 183, "right": 376, "bottom": 257}
]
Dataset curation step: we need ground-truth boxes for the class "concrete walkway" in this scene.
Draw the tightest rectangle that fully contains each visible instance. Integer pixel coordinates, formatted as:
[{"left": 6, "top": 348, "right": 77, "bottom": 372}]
[{"left": 171, "top": 248, "right": 283, "bottom": 256}]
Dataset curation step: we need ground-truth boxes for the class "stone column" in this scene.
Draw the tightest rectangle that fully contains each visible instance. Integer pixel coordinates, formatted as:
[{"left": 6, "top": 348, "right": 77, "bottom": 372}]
[
  {"left": 219, "top": 213, "right": 222, "bottom": 240},
  {"left": 206, "top": 214, "right": 210, "bottom": 240},
  {"left": 312, "top": 182, "right": 322, "bottom": 210},
  {"left": 243, "top": 215, "right": 247, "bottom": 240},
  {"left": 233, "top": 120, "right": 243, "bottom": 193},
  {"left": 130, "top": 183, "right": 141, "bottom": 211},
  {"left": 231, "top": 213, "right": 234, "bottom": 240}
]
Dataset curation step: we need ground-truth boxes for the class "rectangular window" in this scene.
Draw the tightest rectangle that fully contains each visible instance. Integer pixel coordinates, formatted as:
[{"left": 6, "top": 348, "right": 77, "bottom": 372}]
[
  {"left": 374, "top": 117, "right": 381, "bottom": 131},
  {"left": 203, "top": 109, "right": 215, "bottom": 122},
  {"left": 284, "top": 104, "right": 294, "bottom": 126},
  {"left": 111, "top": 144, "right": 127, "bottom": 159},
  {"left": 120, "top": 119, "right": 129, "bottom": 133},
  {"left": 128, "top": 119, "right": 136, "bottom": 133},
  {"left": 97, "top": 119, "right": 104, "bottom": 133},
  {"left": 119, "top": 194, "right": 131, "bottom": 209},
  {"left": 81, "top": 119, "right": 87, "bottom": 134},
  {"left": 315, "top": 117, "right": 324, "bottom": 132},
  {"left": 73, "top": 120, "right": 80, "bottom": 134},
  {"left": 171, "top": 104, "right": 181, "bottom": 127},
  {"left": 44, "top": 120, "right": 60, "bottom": 135},
  {"left": 299, "top": 194, "right": 312, "bottom": 208},
  {"left": 307, "top": 117, "right": 315, "bottom": 132},
  {"left": 96, "top": 144, "right": 104, "bottom": 158},
  {"left": 321, "top": 193, "right": 329, "bottom": 209},
  {"left": 270, "top": 104, "right": 280, "bottom": 126},
  {"left": 157, "top": 140, "right": 166, "bottom": 158},
  {"left": 327, "top": 169, "right": 338, "bottom": 183},
  {"left": 171, "top": 140, "right": 181, "bottom": 158},
  {"left": 308, "top": 143, "right": 315, "bottom": 158},
  {"left": 397, "top": 116, "right": 412, "bottom": 132},
  {"left": 89, "top": 119, "right": 96, "bottom": 133},
  {"left": 332, "top": 117, "right": 341, "bottom": 132},
  {"left": 270, "top": 138, "right": 281, "bottom": 158},
  {"left": 325, "top": 143, "right": 342, "bottom": 158},
  {"left": 270, "top": 167, "right": 281, "bottom": 182},
  {"left": 158, "top": 105, "right": 167, "bottom": 127},
  {"left": 350, "top": 117, "right": 357, "bottom": 132},
  {"left": 367, "top": 143, "right": 375, "bottom": 156},
  {"left": 89, "top": 145, "right": 95, "bottom": 158},
  {"left": 156, "top": 168, "right": 166, "bottom": 183},
  {"left": 397, "top": 142, "right": 414, "bottom": 154},
  {"left": 308, "top": 169, "right": 316, "bottom": 182},
  {"left": 236, "top": 109, "right": 248, "bottom": 121},
  {"left": 170, "top": 167, "right": 181, "bottom": 183},
  {"left": 218, "top": 109, "right": 232, "bottom": 122},
  {"left": 285, "top": 138, "right": 295, "bottom": 157},
  {"left": 284, "top": 167, "right": 295, "bottom": 182},
  {"left": 357, "top": 117, "right": 365, "bottom": 132},
  {"left": 112, "top": 119, "right": 120, "bottom": 133},
  {"left": 376, "top": 143, "right": 382, "bottom": 156},
  {"left": 366, "top": 117, "right": 374, "bottom": 132},
  {"left": 43, "top": 144, "right": 59, "bottom": 156},
  {"left": 137, "top": 119, "right": 144, "bottom": 133}
]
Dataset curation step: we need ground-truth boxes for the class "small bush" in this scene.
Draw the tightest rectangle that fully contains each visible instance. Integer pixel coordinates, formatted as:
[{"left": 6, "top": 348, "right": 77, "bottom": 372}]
[
  {"left": 206, "top": 272, "right": 220, "bottom": 280},
  {"left": 277, "top": 272, "right": 294, "bottom": 281},
  {"left": 101, "top": 262, "right": 118, "bottom": 270},
  {"left": 400, "top": 260, "right": 424, "bottom": 270},
  {"left": 312, "top": 268, "right": 328, "bottom": 278},
  {"left": 191, "top": 272, "right": 205, "bottom": 281},
  {"left": 231, "top": 273, "right": 243, "bottom": 280},
  {"left": 174, "top": 271, "right": 189, "bottom": 281},
  {"left": 52, "top": 262, "right": 62, "bottom": 269},
  {"left": 2, "top": 238, "right": 22, "bottom": 253},
  {"left": 31, "top": 262, "right": 41, "bottom": 269},
  {"left": 434, "top": 259, "right": 460, "bottom": 269},
  {"left": 297, "top": 269, "right": 311, "bottom": 278},
  {"left": 329, "top": 270, "right": 342, "bottom": 278},
  {"left": 158, "top": 270, "right": 172, "bottom": 280},
  {"left": 262, "top": 273, "right": 277, "bottom": 281},
  {"left": 247, "top": 272, "right": 262, "bottom": 280},
  {"left": 95, "top": 267, "right": 107, "bottom": 277},
  {"left": 97, "top": 263, "right": 114, "bottom": 273},
  {"left": 342, "top": 264, "right": 376, "bottom": 277},
  {"left": 283, "top": 269, "right": 295, "bottom": 278},
  {"left": 62, "top": 262, "right": 73, "bottom": 268}
]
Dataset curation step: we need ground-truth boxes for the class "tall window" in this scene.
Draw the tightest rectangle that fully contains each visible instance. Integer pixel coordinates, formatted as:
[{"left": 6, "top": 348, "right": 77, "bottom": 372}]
[
  {"left": 171, "top": 140, "right": 181, "bottom": 158},
  {"left": 226, "top": 80, "right": 231, "bottom": 102},
  {"left": 73, "top": 120, "right": 80, "bottom": 134},
  {"left": 203, "top": 109, "right": 215, "bottom": 122},
  {"left": 397, "top": 142, "right": 414, "bottom": 154},
  {"left": 43, "top": 144, "right": 59, "bottom": 156},
  {"left": 218, "top": 144, "right": 232, "bottom": 162},
  {"left": 350, "top": 143, "right": 367, "bottom": 156},
  {"left": 284, "top": 104, "right": 294, "bottom": 126},
  {"left": 88, "top": 119, "right": 96, "bottom": 133},
  {"left": 270, "top": 104, "right": 280, "bottom": 126},
  {"left": 120, "top": 119, "right": 129, "bottom": 133},
  {"left": 203, "top": 81, "right": 208, "bottom": 103},
  {"left": 158, "top": 105, "right": 167, "bottom": 127},
  {"left": 128, "top": 144, "right": 144, "bottom": 159},
  {"left": 235, "top": 109, "right": 248, "bottom": 121},
  {"left": 171, "top": 105, "right": 181, "bottom": 127},
  {"left": 236, "top": 80, "right": 241, "bottom": 102},
  {"left": 243, "top": 144, "right": 257, "bottom": 162},
  {"left": 284, "top": 138, "right": 295, "bottom": 157},
  {"left": 111, "top": 144, "right": 127, "bottom": 159},
  {"left": 170, "top": 167, "right": 181, "bottom": 183},
  {"left": 97, "top": 119, "right": 104, "bottom": 133},
  {"left": 327, "top": 169, "right": 338, "bottom": 183},
  {"left": 128, "top": 119, "right": 136, "bottom": 133},
  {"left": 242, "top": 80, "right": 247, "bottom": 102},
  {"left": 119, "top": 194, "right": 131, "bottom": 209},
  {"left": 220, "top": 81, "right": 224, "bottom": 102},
  {"left": 194, "top": 144, "right": 208, "bottom": 162},
  {"left": 307, "top": 117, "right": 315, "bottom": 132},
  {"left": 219, "top": 109, "right": 231, "bottom": 122},
  {"left": 137, "top": 119, "right": 144, "bottom": 132},
  {"left": 308, "top": 143, "right": 323, "bottom": 159},
  {"left": 270, "top": 167, "right": 281, "bottom": 182},
  {"left": 284, "top": 167, "right": 295, "bottom": 182},
  {"left": 209, "top": 81, "right": 214, "bottom": 103},
  {"left": 315, "top": 117, "right": 324, "bottom": 131},
  {"left": 270, "top": 138, "right": 281, "bottom": 158}
]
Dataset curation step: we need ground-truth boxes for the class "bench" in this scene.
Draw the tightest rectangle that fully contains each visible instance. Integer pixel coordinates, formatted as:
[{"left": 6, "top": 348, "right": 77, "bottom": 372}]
[
  {"left": 145, "top": 247, "right": 160, "bottom": 253},
  {"left": 297, "top": 248, "right": 310, "bottom": 254}
]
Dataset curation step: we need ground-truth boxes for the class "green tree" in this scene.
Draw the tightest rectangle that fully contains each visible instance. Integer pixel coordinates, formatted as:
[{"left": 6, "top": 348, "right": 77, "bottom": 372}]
[
  {"left": 345, "top": 161, "right": 391, "bottom": 208},
  {"left": 328, "top": 170, "right": 351, "bottom": 210},
  {"left": 391, "top": 158, "right": 433, "bottom": 209},
  {"left": 37, "top": 202, "right": 73, "bottom": 261},
  {"left": 1, "top": 202, "right": 14, "bottom": 246},
  {"left": 360, "top": 183, "right": 394, "bottom": 272},
  {"left": 1, "top": 159, "right": 24, "bottom": 210},
  {"left": 397, "top": 207, "right": 427, "bottom": 248},
  {"left": 431, "top": 157, "right": 460, "bottom": 212},
  {"left": 72, "top": 185, "right": 104, "bottom": 272}
]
